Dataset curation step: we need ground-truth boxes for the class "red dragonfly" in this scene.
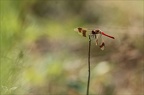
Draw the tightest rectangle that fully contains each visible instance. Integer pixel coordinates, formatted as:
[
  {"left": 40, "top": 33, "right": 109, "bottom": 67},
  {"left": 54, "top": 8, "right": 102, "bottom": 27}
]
[{"left": 74, "top": 27, "right": 115, "bottom": 50}]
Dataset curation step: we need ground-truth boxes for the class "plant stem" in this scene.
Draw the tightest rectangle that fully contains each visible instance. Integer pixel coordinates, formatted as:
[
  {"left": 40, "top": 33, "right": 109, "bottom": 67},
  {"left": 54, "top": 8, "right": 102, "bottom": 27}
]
[{"left": 87, "top": 35, "right": 91, "bottom": 95}]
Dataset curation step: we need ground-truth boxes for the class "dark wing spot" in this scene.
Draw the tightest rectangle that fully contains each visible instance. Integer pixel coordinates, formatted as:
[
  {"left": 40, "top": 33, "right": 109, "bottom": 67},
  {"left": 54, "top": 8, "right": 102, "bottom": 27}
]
[
  {"left": 99, "top": 42, "right": 105, "bottom": 48},
  {"left": 78, "top": 27, "right": 82, "bottom": 33},
  {"left": 82, "top": 30, "right": 87, "bottom": 37}
]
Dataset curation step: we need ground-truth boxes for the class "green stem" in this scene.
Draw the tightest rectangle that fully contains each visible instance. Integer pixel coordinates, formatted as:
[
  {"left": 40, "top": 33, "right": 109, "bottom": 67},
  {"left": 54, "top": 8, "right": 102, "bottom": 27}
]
[{"left": 87, "top": 35, "right": 91, "bottom": 95}]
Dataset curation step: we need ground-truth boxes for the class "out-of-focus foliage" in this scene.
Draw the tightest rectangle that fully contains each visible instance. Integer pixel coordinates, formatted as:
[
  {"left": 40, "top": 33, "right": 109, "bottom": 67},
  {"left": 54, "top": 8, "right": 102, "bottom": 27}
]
[{"left": 0, "top": 0, "right": 143, "bottom": 95}]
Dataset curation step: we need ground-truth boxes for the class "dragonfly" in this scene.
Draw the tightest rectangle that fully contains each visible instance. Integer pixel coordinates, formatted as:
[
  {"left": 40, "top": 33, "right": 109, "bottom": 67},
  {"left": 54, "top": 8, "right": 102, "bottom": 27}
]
[{"left": 74, "top": 27, "right": 115, "bottom": 50}]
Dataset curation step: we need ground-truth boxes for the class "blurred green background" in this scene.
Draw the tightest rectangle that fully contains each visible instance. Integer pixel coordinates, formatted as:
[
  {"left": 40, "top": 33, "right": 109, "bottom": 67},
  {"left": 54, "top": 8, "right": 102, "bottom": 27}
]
[{"left": 0, "top": 0, "right": 143, "bottom": 95}]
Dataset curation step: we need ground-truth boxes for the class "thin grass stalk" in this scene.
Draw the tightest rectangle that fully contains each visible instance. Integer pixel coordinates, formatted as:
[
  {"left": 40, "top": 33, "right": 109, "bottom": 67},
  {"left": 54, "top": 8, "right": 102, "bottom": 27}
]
[{"left": 87, "top": 35, "right": 91, "bottom": 95}]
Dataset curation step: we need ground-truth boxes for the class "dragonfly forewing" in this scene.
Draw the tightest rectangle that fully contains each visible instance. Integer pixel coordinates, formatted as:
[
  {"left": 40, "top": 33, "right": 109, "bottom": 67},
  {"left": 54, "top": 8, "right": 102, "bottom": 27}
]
[{"left": 74, "top": 27, "right": 91, "bottom": 37}]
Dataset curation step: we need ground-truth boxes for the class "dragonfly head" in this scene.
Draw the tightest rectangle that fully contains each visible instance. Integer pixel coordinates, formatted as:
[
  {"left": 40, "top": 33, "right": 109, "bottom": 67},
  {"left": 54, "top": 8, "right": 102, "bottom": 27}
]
[
  {"left": 91, "top": 30, "right": 95, "bottom": 34},
  {"left": 91, "top": 29, "right": 101, "bottom": 35}
]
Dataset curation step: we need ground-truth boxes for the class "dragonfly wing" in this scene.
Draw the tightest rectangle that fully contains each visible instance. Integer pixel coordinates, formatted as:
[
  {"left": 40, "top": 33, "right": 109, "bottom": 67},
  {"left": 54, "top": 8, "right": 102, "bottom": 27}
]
[
  {"left": 74, "top": 27, "right": 91, "bottom": 37},
  {"left": 95, "top": 33, "right": 105, "bottom": 50},
  {"left": 95, "top": 33, "right": 102, "bottom": 45},
  {"left": 99, "top": 42, "right": 105, "bottom": 50},
  {"left": 95, "top": 35, "right": 98, "bottom": 45},
  {"left": 99, "top": 34, "right": 105, "bottom": 50}
]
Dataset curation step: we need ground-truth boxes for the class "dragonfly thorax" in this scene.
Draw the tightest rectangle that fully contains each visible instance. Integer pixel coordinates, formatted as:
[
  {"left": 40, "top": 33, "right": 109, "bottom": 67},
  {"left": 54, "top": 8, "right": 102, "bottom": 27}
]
[{"left": 91, "top": 29, "right": 101, "bottom": 35}]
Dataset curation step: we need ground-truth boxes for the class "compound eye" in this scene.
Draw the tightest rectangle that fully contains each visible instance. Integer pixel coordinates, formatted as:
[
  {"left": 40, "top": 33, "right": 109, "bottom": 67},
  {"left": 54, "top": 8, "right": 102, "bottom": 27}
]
[{"left": 92, "top": 30, "right": 95, "bottom": 34}]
